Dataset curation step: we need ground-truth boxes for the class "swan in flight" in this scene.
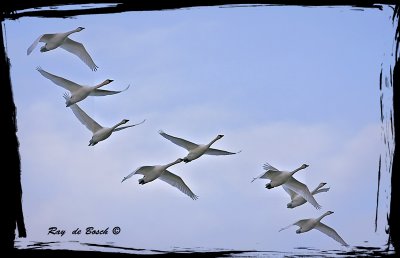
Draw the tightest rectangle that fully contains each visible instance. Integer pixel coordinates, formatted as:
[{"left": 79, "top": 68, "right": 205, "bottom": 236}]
[
  {"left": 27, "top": 27, "right": 98, "bottom": 71},
  {"left": 158, "top": 130, "right": 241, "bottom": 163},
  {"left": 283, "top": 182, "right": 330, "bottom": 209},
  {"left": 37, "top": 67, "right": 130, "bottom": 107},
  {"left": 63, "top": 94, "right": 145, "bottom": 146},
  {"left": 279, "top": 211, "right": 349, "bottom": 247},
  {"left": 121, "top": 158, "right": 198, "bottom": 200},
  {"left": 251, "top": 163, "right": 322, "bottom": 209}
]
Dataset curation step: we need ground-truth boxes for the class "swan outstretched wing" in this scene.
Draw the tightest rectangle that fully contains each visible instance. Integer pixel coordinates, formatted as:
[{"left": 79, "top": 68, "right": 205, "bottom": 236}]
[
  {"left": 37, "top": 67, "right": 81, "bottom": 92},
  {"left": 279, "top": 219, "right": 308, "bottom": 232},
  {"left": 65, "top": 98, "right": 102, "bottom": 133},
  {"left": 315, "top": 222, "right": 349, "bottom": 247},
  {"left": 251, "top": 163, "right": 281, "bottom": 182},
  {"left": 121, "top": 166, "right": 154, "bottom": 182},
  {"left": 284, "top": 177, "right": 322, "bottom": 210},
  {"left": 158, "top": 130, "right": 198, "bottom": 151},
  {"left": 278, "top": 224, "right": 294, "bottom": 232},
  {"left": 90, "top": 84, "right": 131, "bottom": 96},
  {"left": 27, "top": 34, "right": 52, "bottom": 55},
  {"left": 159, "top": 171, "right": 198, "bottom": 200},
  {"left": 113, "top": 119, "right": 146, "bottom": 132},
  {"left": 205, "top": 148, "right": 241, "bottom": 156},
  {"left": 282, "top": 185, "right": 298, "bottom": 200},
  {"left": 262, "top": 162, "right": 279, "bottom": 171},
  {"left": 60, "top": 38, "right": 98, "bottom": 71}
]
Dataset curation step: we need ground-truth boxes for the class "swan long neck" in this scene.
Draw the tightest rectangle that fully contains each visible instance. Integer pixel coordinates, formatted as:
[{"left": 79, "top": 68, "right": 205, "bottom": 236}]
[
  {"left": 290, "top": 165, "right": 305, "bottom": 176},
  {"left": 162, "top": 159, "right": 182, "bottom": 170},
  {"left": 111, "top": 120, "right": 126, "bottom": 130},
  {"left": 94, "top": 80, "right": 109, "bottom": 89},
  {"left": 206, "top": 135, "right": 221, "bottom": 148},
  {"left": 316, "top": 212, "right": 331, "bottom": 222},
  {"left": 66, "top": 28, "right": 81, "bottom": 36}
]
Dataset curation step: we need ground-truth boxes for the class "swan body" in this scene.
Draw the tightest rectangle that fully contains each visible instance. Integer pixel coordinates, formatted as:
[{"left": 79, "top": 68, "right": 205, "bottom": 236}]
[
  {"left": 252, "top": 163, "right": 321, "bottom": 209},
  {"left": 38, "top": 67, "right": 130, "bottom": 107},
  {"left": 121, "top": 158, "right": 198, "bottom": 200},
  {"left": 284, "top": 182, "right": 330, "bottom": 209},
  {"left": 63, "top": 94, "right": 145, "bottom": 146},
  {"left": 158, "top": 130, "right": 241, "bottom": 163},
  {"left": 27, "top": 27, "right": 98, "bottom": 71},
  {"left": 279, "top": 211, "right": 349, "bottom": 247}
]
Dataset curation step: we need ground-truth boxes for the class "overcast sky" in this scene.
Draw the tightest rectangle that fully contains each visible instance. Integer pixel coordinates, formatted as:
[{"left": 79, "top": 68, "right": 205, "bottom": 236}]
[{"left": 3, "top": 4, "right": 397, "bottom": 253}]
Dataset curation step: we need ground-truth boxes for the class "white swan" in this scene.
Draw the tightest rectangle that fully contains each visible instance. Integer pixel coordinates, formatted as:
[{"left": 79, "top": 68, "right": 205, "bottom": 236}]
[
  {"left": 38, "top": 67, "right": 130, "bottom": 107},
  {"left": 27, "top": 27, "right": 98, "bottom": 71},
  {"left": 158, "top": 130, "right": 241, "bottom": 163},
  {"left": 279, "top": 211, "right": 349, "bottom": 247},
  {"left": 251, "top": 163, "right": 321, "bottom": 209},
  {"left": 121, "top": 158, "right": 198, "bottom": 200},
  {"left": 283, "top": 182, "right": 330, "bottom": 209},
  {"left": 63, "top": 94, "right": 145, "bottom": 146}
]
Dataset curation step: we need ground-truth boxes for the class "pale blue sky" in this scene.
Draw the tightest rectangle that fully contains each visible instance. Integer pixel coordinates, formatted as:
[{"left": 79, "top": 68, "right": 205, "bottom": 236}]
[{"left": 3, "top": 4, "right": 396, "bottom": 253}]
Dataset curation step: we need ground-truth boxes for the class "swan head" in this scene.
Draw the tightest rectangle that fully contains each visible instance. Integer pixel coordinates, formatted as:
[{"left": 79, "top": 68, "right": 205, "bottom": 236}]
[
  {"left": 217, "top": 134, "right": 224, "bottom": 139},
  {"left": 318, "top": 182, "right": 327, "bottom": 188},
  {"left": 76, "top": 27, "right": 85, "bottom": 31},
  {"left": 325, "top": 211, "right": 334, "bottom": 216},
  {"left": 104, "top": 79, "right": 114, "bottom": 84},
  {"left": 300, "top": 164, "right": 309, "bottom": 169},
  {"left": 121, "top": 119, "right": 129, "bottom": 124}
]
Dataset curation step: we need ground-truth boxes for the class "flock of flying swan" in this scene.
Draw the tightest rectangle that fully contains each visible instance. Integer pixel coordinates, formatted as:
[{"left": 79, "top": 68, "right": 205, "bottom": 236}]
[
  {"left": 28, "top": 27, "right": 349, "bottom": 248},
  {"left": 252, "top": 163, "right": 349, "bottom": 246}
]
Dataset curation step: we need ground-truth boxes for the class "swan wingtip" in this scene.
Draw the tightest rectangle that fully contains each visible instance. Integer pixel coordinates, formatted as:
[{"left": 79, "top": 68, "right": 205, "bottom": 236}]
[{"left": 121, "top": 84, "right": 130, "bottom": 91}]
